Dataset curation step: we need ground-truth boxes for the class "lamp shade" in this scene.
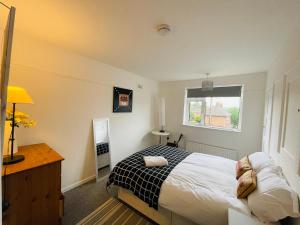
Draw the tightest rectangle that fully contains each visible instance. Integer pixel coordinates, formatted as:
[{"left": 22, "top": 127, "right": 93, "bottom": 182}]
[
  {"left": 7, "top": 86, "right": 33, "bottom": 104},
  {"left": 159, "top": 98, "right": 166, "bottom": 127}
]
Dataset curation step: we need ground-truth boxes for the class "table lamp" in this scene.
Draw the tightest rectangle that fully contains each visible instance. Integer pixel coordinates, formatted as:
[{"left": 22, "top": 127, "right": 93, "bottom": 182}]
[
  {"left": 3, "top": 86, "right": 33, "bottom": 165},
  {"left": 159, "top": 98, "right": 166, "bottom": 132}
]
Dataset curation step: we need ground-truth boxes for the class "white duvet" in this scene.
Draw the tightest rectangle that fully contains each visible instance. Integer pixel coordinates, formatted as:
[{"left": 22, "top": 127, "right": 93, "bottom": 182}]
[{"left": 158, "top": 152, "right": 251, "bottom": 225}]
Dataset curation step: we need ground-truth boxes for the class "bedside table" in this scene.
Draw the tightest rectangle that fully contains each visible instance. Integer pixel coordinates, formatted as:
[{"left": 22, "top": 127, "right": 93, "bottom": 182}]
[
  {"left": 228, "top": 208, "right": 264, "bottom": 225},
  {"left": 151, "top": 130, "right": 170, "bottom": 144}
]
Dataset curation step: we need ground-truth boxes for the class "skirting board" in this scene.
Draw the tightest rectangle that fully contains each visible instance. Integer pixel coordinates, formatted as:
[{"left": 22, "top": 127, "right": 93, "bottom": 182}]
[{"left": 61, "top": 175, "right": 96, "bottom": 193}]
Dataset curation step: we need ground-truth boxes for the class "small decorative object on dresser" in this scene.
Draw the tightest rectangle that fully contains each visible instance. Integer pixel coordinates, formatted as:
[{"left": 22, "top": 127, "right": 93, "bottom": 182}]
[
  {"left": 113, "top": 86, "right": 133, "bottom": 112},
  {"left": 3, "top": 86, "right": 35, "bottom": 165},
  {"left": 3, "top": 108, "right": 36, "bottom": 156},
  {"left": 2, "top": 143, "right": 64, "bottom": 225}
]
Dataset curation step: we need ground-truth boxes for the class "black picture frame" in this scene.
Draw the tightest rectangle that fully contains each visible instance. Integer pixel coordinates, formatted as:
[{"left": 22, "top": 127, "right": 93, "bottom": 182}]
[{"left": 113, "top": 87, "right": 133, "bottom": 113}]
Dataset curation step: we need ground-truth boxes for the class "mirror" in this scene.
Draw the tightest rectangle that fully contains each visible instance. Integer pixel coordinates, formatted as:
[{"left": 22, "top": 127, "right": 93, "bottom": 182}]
[{"left": 93, "top": 118, "right": 111, "bottom": 182}]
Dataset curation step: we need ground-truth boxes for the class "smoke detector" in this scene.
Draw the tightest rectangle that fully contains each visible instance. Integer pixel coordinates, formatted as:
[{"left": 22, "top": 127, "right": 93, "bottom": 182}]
[{"left": 156, "top": 24, "right": 171, "bottom": 36}]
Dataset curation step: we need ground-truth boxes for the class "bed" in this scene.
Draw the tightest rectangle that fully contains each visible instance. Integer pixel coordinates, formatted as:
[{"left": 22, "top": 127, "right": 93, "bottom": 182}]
[{"left": 107, "top": 145, "right": 297, "bottom": 225}]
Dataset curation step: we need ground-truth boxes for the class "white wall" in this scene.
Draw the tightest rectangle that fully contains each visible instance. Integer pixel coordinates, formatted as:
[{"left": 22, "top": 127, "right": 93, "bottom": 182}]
[
  {"left": 159, "top": 72, "right": 266, "bottom": 158},
  {"left": 266, "top": 27, "right": 300, "bottom": 195},
  {"left": 8, "top": 31, "right": 158, "bottom": 190}
]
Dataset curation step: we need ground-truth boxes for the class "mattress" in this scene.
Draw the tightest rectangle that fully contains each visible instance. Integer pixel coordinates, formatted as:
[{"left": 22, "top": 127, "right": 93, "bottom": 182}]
[{"left": 159, "top": 152, "right": 251, "bottom": 225}]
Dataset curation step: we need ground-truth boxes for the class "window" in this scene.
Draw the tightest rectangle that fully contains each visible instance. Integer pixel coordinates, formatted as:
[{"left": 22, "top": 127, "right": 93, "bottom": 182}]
[{"left": 183, "top": 86, "right": 243, "bottom": 131}]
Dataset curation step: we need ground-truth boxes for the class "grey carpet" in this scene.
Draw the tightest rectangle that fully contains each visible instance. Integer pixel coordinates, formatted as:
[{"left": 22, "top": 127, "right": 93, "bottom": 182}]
[
  {"left": 76, "top": 197, "right": 155, "bottom": 225},
  {"left": 62, "top": 177, "right": 110, "bottom": 225},
  {"left": 98, "top": 166, "right": 110, "bottom": 179}
]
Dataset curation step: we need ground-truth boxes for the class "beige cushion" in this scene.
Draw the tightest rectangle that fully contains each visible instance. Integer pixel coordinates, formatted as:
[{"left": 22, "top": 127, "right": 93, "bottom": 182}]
[
  {"left": 236, "top": 155, "right": 252, "bottom": 179},
  {"left": 237, "top": 170, "right": 257, "bottom": 199}
]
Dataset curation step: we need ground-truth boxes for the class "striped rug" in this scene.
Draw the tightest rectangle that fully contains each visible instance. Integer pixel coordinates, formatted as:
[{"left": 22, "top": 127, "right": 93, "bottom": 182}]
[{"left": 77, "top": 197, "right": 155, "bottom": 225}]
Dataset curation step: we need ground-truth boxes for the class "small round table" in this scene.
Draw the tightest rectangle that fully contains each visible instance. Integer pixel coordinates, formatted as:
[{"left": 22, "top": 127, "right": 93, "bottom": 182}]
[{"left": 151, "top": 131, "right": 170, "bottom": 144}]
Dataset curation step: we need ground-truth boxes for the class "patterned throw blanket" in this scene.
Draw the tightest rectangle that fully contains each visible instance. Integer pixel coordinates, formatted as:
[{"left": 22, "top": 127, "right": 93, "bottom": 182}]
[
  {"left": 96, "top": 142, "right": 109, "bottom": 155},
  {"left": 107, "top": 145, "right": 191, "bottom": 209}
]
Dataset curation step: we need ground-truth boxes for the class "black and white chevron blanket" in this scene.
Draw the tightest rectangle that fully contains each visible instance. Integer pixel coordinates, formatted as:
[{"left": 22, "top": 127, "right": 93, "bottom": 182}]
[{"left": 107, "top": 145, "right": 191, "bottom": 209}]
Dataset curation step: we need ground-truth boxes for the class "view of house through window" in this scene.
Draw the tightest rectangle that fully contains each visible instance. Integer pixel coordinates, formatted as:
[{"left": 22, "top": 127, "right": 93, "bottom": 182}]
[{"left": 184, "top": 86, "right": 242, "bottom": 131}]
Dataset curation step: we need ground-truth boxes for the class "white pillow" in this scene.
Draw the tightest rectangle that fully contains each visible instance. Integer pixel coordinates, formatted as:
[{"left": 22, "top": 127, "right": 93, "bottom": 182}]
[
  {"left": 248, "top": 152, "right": 281, "bottom": 173},
  {"left": 248, "top": 167, "right": 300, "bottom": 222}
]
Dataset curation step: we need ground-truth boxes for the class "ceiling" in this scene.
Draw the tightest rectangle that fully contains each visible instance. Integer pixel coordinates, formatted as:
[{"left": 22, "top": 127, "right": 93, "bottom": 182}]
[{"left": 3, "top": 0, "right": 300, "bottom": 81}]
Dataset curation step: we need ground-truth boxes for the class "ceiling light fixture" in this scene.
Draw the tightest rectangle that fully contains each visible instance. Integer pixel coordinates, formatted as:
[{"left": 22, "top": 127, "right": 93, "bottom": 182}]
[
  {"left": 156, "top": 24, "right": 171, "bottom": 36},
  {"left": 202, "top": 73, "right": 214, "bottom": 91}
]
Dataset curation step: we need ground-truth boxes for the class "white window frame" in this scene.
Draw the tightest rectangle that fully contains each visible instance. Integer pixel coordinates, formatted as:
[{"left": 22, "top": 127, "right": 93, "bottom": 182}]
[{"left": 183, "top": 85, "right": 244, "bottom": 132}]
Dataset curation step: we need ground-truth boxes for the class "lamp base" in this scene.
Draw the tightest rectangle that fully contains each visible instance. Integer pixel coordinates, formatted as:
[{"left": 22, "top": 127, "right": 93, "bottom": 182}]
[{"left": 3, "top": 154, "right": 25, "bottom": 165}]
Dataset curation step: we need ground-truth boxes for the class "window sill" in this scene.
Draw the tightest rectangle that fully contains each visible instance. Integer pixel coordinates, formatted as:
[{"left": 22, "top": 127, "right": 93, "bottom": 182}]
[{"left": 182, "top": 123, "right": 241, "bottom": 133}]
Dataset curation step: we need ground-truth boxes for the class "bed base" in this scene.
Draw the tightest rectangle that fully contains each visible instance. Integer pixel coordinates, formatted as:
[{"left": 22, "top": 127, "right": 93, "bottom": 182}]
[{"left": 118, "top": 187, "right": 197, "bottom": 225}]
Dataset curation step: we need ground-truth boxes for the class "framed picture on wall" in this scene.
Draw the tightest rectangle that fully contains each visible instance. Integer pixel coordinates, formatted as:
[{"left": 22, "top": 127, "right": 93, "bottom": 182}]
[{"left": 113, "top": 87, "right": 133, "bottom": 112}]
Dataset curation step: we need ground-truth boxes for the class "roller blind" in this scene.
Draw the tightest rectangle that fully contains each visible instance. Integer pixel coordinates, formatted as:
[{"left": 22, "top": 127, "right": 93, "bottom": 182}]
[{"left": 187, "top": 86, "right": 242, "bottom": 98}]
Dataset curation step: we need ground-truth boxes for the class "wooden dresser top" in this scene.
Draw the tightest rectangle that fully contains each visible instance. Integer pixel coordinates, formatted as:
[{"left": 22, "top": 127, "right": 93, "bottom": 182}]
[{"left": 2, "top": 143, "right": 64, "bottom": 176}]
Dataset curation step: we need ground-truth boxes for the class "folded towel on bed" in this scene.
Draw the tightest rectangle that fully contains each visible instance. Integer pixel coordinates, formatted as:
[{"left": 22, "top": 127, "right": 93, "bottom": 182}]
[{"left": 143, "top": 156, "right": 168, "bottom": 167}]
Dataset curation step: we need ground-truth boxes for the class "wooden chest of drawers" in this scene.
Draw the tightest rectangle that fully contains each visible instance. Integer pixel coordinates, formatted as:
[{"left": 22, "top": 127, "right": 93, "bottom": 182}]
[{"left": 2, "top": 143, "right": 64, "bottom": 225}]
